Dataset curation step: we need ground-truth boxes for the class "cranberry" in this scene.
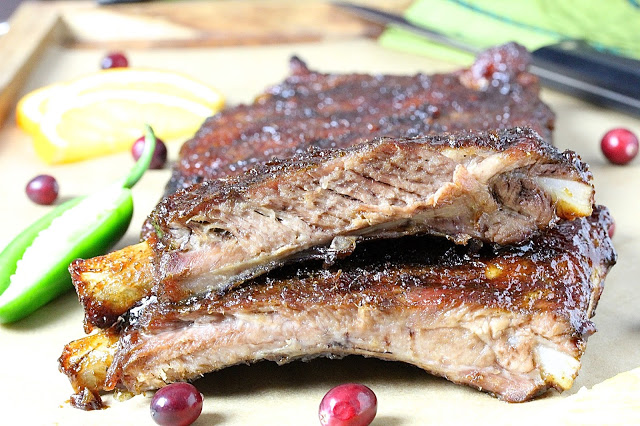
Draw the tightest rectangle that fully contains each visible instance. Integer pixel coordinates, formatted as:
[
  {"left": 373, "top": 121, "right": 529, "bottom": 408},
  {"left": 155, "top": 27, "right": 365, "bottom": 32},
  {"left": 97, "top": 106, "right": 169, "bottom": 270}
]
[
  {"left": 150, "top": 383, "right": 203, "bottom": 426},
  {"left": 600, "top": 128, "right": 638, "bottom": 165},
  {"left": 132, "top": 135, "right": 168, "bottom": 169},
  {"left": 319, "top": 383, "right": 377, "bottom": 426},
  {"left": 101, "top": 51, "right": 129, "bottom": 69},
  {"left": 26, "top": 175, "right": 59, "bottom": 205}
]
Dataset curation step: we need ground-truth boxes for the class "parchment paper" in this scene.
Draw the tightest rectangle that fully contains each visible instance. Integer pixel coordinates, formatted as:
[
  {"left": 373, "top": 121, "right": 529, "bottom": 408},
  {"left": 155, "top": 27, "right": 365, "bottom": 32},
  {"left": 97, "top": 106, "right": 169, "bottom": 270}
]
[{"left": 0, "top": 39, "right": 638, "bottom": 425}]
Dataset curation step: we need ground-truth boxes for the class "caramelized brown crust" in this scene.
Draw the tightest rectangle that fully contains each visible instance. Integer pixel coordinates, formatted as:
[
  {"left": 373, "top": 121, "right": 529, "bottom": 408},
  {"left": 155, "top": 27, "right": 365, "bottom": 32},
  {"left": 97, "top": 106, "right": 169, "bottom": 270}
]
[
  {"left": 70, "top": 242, "right": 154, "bottom": 332},
  {"left": 56, "top": 206, "right": 613, "bottom": 404},
  {"left": 163, "top": 43, "right": 555, "bottom": 197},
  {"left": 58, "top": 328, "right": 120, "bottom": 407}
]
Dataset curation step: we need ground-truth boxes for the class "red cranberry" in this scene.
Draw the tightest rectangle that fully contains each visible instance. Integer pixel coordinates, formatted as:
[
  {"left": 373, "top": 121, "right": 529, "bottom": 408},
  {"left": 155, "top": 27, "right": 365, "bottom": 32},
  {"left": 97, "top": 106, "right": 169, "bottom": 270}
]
[
  {"left": 101, "top": 51, "right": 129, "bottom": 69},
  {"left": 600, "top": 128, "right": 638, "bottom": 165},
  {"left": 319, "top": 383, "right": 377, "bottom": 426},
  {"left": 150, "top": 383, "right": 203, "bottom": 426},
  {"left": 26, "top": 175, "right": 59, "bottom": 205},
  {"left": 132, "top": 135, "right": 168, "bottom": 169}
]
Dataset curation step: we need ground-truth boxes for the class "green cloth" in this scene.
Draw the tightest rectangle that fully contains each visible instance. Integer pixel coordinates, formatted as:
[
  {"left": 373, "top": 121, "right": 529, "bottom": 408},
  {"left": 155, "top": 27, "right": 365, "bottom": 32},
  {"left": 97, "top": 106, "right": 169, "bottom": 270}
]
[{"left": 379, "top": 0, "right": 640, "bottom": 64}]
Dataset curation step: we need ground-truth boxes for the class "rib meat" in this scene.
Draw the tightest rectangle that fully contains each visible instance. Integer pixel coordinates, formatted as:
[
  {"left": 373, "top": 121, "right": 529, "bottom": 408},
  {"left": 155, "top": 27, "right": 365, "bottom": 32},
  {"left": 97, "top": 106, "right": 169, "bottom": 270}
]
[
  {"left": 59, "top": 44, "right": 613, "bottom": 408},
  {"left": 164, "top": 43, "right": 555, "bottom": 196},
  {"left": 70, "top": 127, "right": 593, "bottom": 330},
  {"left": 59, "top": 206, "right": 616, "bottom": 404}
]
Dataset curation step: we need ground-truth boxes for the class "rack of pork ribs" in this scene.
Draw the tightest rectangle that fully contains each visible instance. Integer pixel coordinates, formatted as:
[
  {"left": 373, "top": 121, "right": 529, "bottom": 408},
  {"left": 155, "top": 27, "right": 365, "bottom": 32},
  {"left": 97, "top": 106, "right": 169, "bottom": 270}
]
[{"left": 59, "top": 43, "right": 616, "bottom": 410}]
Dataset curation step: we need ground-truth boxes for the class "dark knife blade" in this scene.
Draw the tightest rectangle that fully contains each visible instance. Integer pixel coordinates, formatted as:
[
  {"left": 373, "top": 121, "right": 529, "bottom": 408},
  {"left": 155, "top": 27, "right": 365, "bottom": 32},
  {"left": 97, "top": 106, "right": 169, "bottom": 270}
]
[{"left": 334, "top": 2, "right": 640, "bottom": 116}]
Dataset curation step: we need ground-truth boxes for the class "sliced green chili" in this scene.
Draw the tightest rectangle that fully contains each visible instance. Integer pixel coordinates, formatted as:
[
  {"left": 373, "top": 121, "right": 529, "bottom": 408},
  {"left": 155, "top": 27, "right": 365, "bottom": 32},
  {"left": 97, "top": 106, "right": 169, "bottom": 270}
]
[{"left": 0, "top": 125, "right": 157, "bottom": 323}]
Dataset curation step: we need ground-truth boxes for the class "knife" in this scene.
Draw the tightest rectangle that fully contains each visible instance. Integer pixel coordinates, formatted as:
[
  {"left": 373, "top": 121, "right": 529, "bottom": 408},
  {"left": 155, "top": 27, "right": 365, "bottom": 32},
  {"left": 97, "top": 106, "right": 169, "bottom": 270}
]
[{"left": 334, "top": 2, "right": 640, "bottom": 116}]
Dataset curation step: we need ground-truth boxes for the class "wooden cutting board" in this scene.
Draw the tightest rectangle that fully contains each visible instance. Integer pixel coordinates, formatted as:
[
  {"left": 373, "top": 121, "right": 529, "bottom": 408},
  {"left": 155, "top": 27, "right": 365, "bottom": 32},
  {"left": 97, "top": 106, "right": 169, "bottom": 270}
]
[
  {"left": 0, "top": 1, "right": 638, "bottom": 425},
  {"left": 0, "top": 0, "right": 410, "bottom": 124}
]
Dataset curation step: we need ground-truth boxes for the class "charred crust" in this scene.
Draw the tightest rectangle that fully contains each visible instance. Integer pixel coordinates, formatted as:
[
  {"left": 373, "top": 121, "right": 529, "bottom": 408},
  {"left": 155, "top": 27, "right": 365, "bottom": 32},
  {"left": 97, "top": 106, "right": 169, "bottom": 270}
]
[
  {"left": 156, "top": 43, "right": 556, "bottom": 212},
  {"left": 70, "top": 387, "right": 105, "bottom": 411}
]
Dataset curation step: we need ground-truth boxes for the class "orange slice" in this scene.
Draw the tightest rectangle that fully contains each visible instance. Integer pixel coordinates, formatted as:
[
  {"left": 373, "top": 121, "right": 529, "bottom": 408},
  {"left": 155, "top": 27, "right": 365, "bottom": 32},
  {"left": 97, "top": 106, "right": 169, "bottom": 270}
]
[
  {"left": 16, "top": 84, "right": 64, "bottom": 137},
  {"left": 17, "top": 69, "right": 224, "bottom": 164},
  {"left": 33, "top": 90, "right": 216, "bottom": 164}
]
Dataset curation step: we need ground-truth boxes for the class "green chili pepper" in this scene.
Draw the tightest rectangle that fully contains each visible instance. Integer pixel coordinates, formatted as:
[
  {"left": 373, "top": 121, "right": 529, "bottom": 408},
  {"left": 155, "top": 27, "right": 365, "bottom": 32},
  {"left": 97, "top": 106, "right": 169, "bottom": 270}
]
[{"left": 0, "top": 125, "right": 157, "bottom": 323}]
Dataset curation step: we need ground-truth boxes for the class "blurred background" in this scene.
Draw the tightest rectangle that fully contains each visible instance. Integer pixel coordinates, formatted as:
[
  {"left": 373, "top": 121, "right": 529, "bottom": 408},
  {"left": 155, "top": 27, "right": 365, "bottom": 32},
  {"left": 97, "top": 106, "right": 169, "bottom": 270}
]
[{"left": 1, "top": 0, "right": 23, "bottom": 23}]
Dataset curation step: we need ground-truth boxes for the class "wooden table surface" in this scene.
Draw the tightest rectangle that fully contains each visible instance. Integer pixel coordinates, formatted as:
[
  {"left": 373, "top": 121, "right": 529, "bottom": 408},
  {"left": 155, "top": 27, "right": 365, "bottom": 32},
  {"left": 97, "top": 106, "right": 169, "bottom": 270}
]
[{"left": 0, "top": 1, "right": 639, "bottom": 425}]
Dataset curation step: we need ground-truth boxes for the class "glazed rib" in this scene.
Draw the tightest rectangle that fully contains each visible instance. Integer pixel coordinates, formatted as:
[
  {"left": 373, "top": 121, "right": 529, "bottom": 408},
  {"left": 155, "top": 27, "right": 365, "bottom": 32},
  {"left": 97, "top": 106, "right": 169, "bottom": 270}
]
[
  {"left": 71, "top": 127, "right": 593, "bottom": 330},
  {"left": 60, "top": 206, "right": 616, "bottom": 404},
  {"left": 164, "top": 43, "right": 555, "bottom": 196},
  {"left": 60, "top": 44, "right": 614, "bottom": 408}
]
